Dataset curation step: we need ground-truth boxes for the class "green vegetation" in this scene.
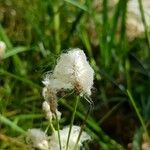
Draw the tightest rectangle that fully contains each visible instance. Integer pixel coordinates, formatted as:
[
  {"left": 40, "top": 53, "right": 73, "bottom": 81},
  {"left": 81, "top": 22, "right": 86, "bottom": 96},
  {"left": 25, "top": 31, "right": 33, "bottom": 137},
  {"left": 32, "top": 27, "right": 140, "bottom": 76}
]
[{"left": 0, "top": 0, "right": 149, "bottom": 149}]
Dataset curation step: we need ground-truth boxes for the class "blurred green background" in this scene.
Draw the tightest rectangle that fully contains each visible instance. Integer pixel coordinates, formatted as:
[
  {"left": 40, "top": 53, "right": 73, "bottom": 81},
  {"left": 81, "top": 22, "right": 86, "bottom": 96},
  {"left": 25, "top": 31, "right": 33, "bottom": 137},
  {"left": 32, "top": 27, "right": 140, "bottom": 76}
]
[{"left": 0, "top": 0, "right": 150, "bottom": 149}]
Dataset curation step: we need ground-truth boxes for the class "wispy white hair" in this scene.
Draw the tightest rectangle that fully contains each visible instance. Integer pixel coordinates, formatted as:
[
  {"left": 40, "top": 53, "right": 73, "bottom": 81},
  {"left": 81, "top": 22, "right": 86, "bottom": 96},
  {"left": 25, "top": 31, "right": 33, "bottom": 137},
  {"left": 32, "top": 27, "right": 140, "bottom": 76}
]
[
  {"left": 43, "top": 48, "right": 94, "bottom": 97},
  {"left": 49, "top": 125, "right": 91, "bottom": 150}
]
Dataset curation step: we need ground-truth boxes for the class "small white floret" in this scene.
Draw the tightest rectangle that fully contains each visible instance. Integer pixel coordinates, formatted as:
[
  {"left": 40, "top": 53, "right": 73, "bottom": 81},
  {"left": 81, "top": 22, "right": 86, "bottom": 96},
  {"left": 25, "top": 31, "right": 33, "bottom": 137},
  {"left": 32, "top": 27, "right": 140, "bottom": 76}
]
[
  {"left": 42, "top": 101, "right": 50, "bottom": 112},
  {"left": 26, "top": 128, "right": 49, "bottom": 150}
]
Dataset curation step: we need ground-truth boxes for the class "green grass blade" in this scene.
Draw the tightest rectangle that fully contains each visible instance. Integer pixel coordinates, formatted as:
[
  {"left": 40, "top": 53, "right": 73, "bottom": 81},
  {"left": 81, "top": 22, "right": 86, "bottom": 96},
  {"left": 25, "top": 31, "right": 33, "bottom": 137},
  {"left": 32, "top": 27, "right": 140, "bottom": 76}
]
[
  {"left": 53, "top": 1, "right": 61, "bottom": 54},
  {"left": 64, "top": 0, "right": 88, "bottom": 11},
  {"left": 4, "top": 46, "right": 29, "bottom": 59},
  {"left": 0, "top": 114, "right": 25, "bottom": 134},
  {"left": 127, "top": 90, "right": 149, "bottom": 138}
]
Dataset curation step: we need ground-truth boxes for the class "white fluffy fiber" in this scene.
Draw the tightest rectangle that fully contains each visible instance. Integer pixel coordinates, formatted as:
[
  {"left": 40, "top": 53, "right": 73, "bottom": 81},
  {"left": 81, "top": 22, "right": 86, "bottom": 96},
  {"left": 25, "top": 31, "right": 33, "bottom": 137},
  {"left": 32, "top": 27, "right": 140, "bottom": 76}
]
[
  {"left": 26, "top": 126, "right": 90, "bottom": 150},
  {"left": 49, "top": 125, "right": 91, "bottom": 150},
  {"left": 26, "top": 128, "right": 49, "bottom": 150},
  {"left": 43, "top": 48, "right": 94, "bottom": 96}
]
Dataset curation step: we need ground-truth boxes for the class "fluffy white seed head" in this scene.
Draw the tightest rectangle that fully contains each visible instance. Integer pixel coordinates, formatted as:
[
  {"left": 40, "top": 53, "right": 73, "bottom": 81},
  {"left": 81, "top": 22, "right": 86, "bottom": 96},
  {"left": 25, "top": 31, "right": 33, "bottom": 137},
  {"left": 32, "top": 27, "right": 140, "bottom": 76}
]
[
  {"left": 43, "top": 48, "right": 94, "bottom": 97},
  {"left": 26, "top": 128, "right": 49, "bottom": 150},
  {"left": 49, "top": 125, "right": 91, "bottom": 150},
  {"left": 0, "top": 41, "right": 6, "bottom": 59}
]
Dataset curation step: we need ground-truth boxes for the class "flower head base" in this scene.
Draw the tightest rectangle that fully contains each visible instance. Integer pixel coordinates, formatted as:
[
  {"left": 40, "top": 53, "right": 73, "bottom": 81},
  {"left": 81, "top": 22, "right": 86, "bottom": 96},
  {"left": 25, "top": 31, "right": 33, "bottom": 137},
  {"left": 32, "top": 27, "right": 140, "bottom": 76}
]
[
  {"left": 26, "top": 128, "right": 49, "bottom": 150},
  {"left": 43, "top": 48, "right": 94, "bottom": 97},
  {"left": 49, "top": 125, "right": 91, "bottom": 150}
]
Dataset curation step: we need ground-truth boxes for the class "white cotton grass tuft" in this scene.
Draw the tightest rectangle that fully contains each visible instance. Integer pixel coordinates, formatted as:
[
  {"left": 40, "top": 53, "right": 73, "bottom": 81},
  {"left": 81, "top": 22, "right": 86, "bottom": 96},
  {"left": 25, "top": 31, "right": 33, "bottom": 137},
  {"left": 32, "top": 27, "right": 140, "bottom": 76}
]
[
  {"left": 43, "top": 48, "right": 94, "bottom": 97},
  {"left": 26, "top": 128, "right": 49, "bottom": 150},
  {"left": 49, "top": 125, "right": 91, "bottom": 150},
  {"left": 0, "top": 41, "right": 6, "bottom": 59}
]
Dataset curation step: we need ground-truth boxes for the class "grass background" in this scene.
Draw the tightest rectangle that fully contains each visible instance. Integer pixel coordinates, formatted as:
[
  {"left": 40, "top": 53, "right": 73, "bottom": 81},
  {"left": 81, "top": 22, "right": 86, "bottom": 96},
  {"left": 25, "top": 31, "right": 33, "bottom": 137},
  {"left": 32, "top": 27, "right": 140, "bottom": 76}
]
[{"left": 0, "top": 0, "right": 150, "bottom": 149}]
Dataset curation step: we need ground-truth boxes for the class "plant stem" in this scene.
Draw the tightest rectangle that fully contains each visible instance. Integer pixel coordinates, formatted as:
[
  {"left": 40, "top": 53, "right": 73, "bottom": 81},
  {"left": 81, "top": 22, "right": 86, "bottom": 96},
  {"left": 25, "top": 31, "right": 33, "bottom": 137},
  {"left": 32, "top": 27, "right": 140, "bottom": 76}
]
[
  {"left": 66, "top": 96, "right": 80, "bottom": 150},
  {"left": 55, "top": 113, "right": 62, "bottom": 150},
  {"left": 73, "top": 105, "right": 91, "bottom": 150},
  {"left": 45, "top": 120, "right": 55, "bottom": 133},
  {"left": 61, "top": 99, "right": 124, "bottom": 149}
]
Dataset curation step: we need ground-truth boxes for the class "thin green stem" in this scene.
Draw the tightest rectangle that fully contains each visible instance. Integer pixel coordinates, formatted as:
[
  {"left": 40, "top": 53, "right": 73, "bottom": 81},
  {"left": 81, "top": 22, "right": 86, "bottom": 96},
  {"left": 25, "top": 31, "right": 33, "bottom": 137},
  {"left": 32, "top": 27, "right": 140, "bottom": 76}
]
[
  {"left": 45, "top": 120, "right": 55, "bottom": 133},
  {"left": 44, "top": 124, "right": 50, "bottom": 133},
  {"left": 127, "top": 90, "right": 149, "bottom": 138},
  {"left": 99, "top": 101, "right": 124, "bottom": 124},
  {"left": 61, "top": 99, "right": 124, "bottom": 149},
  {"left": 73, "top": 105, "right": 91, "bottom": 150},
  {"left": 66, "top": 96, "right": 80, "bottom": 150},
  {"left": 55, "top": 113, "right": 62, "bottom": 150},
  {"left": 50, "top": 122, "right": 55, "bottom": 132}
]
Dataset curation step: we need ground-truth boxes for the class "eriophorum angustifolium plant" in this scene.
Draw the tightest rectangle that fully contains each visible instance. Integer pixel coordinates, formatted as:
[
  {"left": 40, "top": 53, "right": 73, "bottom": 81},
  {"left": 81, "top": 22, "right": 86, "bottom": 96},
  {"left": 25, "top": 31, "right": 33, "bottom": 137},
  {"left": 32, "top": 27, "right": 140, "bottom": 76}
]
[
  {"left": 1, "top": 0, "right": 150, "bottom": 149},
  {"left": 26, "top": 48, "right": 94, "bottom": 150}
]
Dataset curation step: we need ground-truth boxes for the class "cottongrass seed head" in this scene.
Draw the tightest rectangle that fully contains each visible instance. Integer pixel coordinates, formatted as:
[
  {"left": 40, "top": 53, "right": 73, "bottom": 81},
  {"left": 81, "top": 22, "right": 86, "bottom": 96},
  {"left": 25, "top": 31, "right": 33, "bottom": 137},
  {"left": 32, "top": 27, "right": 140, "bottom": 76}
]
[
  {"left": 49, "top": 125, "right": 91, "bottom": 150},
  {"left": 43, "top": 48, "right": 94, "bottom": 97},
  {"left": 26, "top": 128, "right": 49, "bottom": 150}
]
